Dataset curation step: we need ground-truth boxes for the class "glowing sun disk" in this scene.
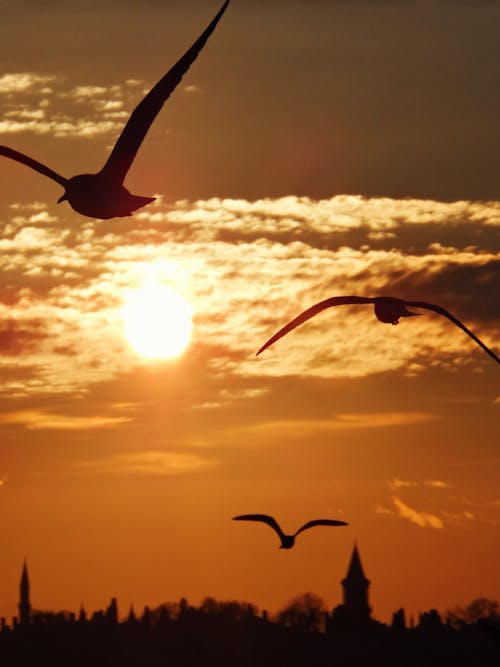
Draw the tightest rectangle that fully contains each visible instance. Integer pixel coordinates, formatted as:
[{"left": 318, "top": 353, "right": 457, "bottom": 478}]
[{"left": 122, "top": 285, "right": 193, "bottom": 359}]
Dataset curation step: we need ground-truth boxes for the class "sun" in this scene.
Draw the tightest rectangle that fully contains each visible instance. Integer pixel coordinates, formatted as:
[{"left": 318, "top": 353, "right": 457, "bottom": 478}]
[{"left": 122, "top": 284, "right": 193, "bottom": 359}]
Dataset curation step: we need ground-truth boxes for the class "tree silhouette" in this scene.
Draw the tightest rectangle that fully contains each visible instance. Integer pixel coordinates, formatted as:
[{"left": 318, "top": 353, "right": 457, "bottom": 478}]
[
  {"left": 446, "top": 598, "right": 500, "bottom": 628},
  {"left": 276, "top": 593, "right": 327, "bottom": 633}
]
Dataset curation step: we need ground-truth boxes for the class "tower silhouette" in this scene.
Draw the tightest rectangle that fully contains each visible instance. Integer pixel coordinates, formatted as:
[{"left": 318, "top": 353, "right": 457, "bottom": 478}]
[
  {"left": 341, "top": 543, "right": 371, "bottom": 623},
  {"left": 18, "top": 561, "right": 31, "bottom": 626},
  {"left": 329, "top": 542, "right": 372, "bottom": 632}
]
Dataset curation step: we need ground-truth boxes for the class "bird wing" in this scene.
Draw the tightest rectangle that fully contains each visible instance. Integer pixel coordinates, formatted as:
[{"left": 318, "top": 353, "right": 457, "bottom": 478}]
[
  {"left": 256, "top": 296, "right": 373, "bottom": 355},
  {"left": 0, "top": 145, "right": 68, "bottom": 188},
  {"left": 99, "top": 0, "right": 230, "bottom": 184},
  {"left": 232, "top": 514, "right": 286, "bottom": 539},
  {"left": 405, "top": 300, "right": 500, "bottom": 365},
  {"left": 294, "top": 519, "right": 349, "bottom": 538}
]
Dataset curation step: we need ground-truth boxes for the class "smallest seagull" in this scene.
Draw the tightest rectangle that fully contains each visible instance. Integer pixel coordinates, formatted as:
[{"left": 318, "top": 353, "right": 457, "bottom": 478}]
[{"left": 233, "top": 514, "right": 348, "bottom": 549}]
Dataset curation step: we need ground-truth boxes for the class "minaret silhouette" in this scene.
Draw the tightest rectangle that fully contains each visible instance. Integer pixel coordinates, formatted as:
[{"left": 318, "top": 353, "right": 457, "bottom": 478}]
[
  {"left": 341, "top": 543, "right": 371, "bottom": 623},
  {"left": 18, "top": 560, "right": 31, "bottom": 626}
]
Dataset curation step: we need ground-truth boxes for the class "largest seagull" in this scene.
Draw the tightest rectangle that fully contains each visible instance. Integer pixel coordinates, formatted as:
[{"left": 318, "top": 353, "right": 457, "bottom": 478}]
[{"left": 0, "top": 1, "right": 229, "bottom": 219}]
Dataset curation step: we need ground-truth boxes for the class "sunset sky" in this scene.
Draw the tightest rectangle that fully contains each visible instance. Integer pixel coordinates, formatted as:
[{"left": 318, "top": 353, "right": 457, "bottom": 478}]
[{"left": 0, "top": 0, "right": 499, "bottom": 624}]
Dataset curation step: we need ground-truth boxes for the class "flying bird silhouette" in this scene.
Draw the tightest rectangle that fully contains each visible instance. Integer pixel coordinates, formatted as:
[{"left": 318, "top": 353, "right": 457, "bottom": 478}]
[
  {"left": 232, "top": 514, "right": 348, "bottom": 549},
  {"left": 0, "top": 1, "right": 229, "bottom": 219},
  {"left": 256, "top": 295, "right": 499, "bottom": 364}
]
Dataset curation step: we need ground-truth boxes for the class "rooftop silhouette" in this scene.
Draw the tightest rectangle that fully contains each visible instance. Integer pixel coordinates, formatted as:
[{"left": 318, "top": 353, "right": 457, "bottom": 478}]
[
  {"left": 1, "top": 550, "right": 498, "bottom": 666},
  {"left": 256, "top": 295, "right": 500, "bottom": 364},
  {"left": 0, "top": 1, "right": 229, "bottom": 219}
]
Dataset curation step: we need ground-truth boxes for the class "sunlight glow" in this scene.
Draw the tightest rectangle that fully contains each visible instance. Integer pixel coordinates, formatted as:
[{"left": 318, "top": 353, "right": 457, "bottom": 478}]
[{"left": 122, "top": 285, "right": 193, "bottom": 359}]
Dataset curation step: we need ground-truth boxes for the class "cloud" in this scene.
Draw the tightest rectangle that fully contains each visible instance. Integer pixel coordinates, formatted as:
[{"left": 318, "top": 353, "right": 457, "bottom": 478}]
[
  {"left": 9, "top": 202, "right": 47, "bottom": 211},
  {"left": 441, "top": 510, "right": 475, "bottom": 521},
  {"left": 0, "top": 318, "right": 47, "bottom": 355},
  {"left": 388, "top": 478, "right": 449, "bottom": 490},
  {"left": 388, "top": 478, "right": 418, "bottom": 489},
  {"left": 375, "top": 481, "right": 500, "bottom": 528},
  {"left": 0, "top": 73, "right": 56, "bottom": 93},
  {"left": 0, "top": 410, "right": 132, "bottom": 430},
  {"left": 236, "top": 412, "right": 435, "bottom": 439},
  {"left": 0, "top": 117, "right": 122, "bottom": 138},
  {"left": 69, "top": 85, "right": 109, "bottom": 98},
  {"left": 373, "top": 504, "right": 393, "bottom": 516},
  {"left": 424, "top": 480, "right": 449, "bottom": 489},
  {"left": 0, "top": 76, "right": 137, "bottom": 138},
  {"left": 193, "top": 387, "right": 271, "bottom": 409},
  {"left": 391, "top": 496, "right": 444, "bottom": 529},
  {"left": 0, "top": 195, "right": 498, "bottom": 396},
  {"left": 78, "top": 450, "right": 216, "bottom": 476},
  {"left": 333, "top": 412, "right": 436, "bottom": 428}
]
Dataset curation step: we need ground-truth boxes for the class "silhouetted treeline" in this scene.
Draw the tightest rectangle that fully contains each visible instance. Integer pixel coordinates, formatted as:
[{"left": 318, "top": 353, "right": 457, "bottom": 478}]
[{"left": 0, "top": 594, "right": 498, "bottom": 666}]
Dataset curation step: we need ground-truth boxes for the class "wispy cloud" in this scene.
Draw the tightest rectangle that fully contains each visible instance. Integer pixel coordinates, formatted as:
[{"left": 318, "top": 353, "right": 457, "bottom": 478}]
[
  {"left": 388, "top": 478, "right": 449, "bottom": 490},
  {"left": 236, "top": 412, "right": 435, "bottom": 439},
  {"left": 388, "top": 478, "right": 418, "bottom": 489},
  {"left": 425, "top": 480, "right": 449, "bottom": 489},
  {"left": 332, "top": 412, "right": 435, "bottom": 428},
  {"left": 391, "top": 496, "right": 444, "bottom": 529},
  {"left": 78, "top": 450, "right": 216, "bottom": 476},
  {"left": 0, "top": 410, "right": 132, "bottom": 430},
  {"left": 0, "top": 72, "right": 56, "bottom": 93},
  {"left": 193, "top": 387, "right": 271, "bottom": 410},
  {"left": 0, "top": 117, "right": 122, "bottom": 138},
  {"left": 375, "top": 479, "right": 500, "bottom": 528}
]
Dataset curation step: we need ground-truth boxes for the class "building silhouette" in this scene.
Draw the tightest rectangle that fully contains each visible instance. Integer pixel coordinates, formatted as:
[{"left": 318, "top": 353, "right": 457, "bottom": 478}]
[
  {"left": 18, "top": 560, "right": 31, "bottom": 626},
  {"left": 0, "top": 549, "right": 498, "bottom": 666},
  {"left": 342, "top": 542, "right": 371, "bottom": 622},
  {"left": 329, "top": 542, "right": 372, "bottom": 631}
]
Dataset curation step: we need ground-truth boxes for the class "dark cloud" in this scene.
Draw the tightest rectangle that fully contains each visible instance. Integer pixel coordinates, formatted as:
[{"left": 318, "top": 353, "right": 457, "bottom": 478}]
[
  {"left": 381, "top": 259, "right": 500, "bottom": 321},
  {"left": 0, "top": 319, "right": 47, "bottom": 355},
  {"left": 215, "top": 217, "right": 500, "bottom": 256}
]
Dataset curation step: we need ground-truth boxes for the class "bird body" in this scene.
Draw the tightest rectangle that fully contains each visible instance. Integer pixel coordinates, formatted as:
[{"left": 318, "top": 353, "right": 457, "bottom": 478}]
[
  {"left": 232, "top": 514, "right": 348, "bottom": 549},
  {"left": 372, "top": 297, "right": 419, "bottom": 325},
  {"left": 256, "top": 295, "right": 499, "bottom": 365},
  {"left": 57, "top": 173, "right": 155, "bottom": 219},
  {"left": 0, "top": 1, "right": 229, "bottom": 219}
]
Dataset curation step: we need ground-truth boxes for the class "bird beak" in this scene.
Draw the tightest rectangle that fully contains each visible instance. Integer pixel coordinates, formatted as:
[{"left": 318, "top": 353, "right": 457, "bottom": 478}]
[
  {"left": 403, "top": 309, "right": 420, "bottom": 318},
  {"left": 57, "top": 194, "right": 67, "bottom": 204}
]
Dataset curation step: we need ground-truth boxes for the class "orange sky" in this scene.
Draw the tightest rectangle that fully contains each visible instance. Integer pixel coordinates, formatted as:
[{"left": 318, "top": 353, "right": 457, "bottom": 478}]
[{"left": 0, "top": 0, "right": 499, "bottom": 624}]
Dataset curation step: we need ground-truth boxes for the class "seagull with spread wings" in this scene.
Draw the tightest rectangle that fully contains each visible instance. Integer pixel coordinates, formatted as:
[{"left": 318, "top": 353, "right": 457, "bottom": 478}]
[
  {"left": 0, "top": 1, "right": 229, "bottom": 219},
  {"left": 233, "top": 514, "right": 349, "bottom": 549},
  {"left": 256, "top": 295, "right": 499, "bottom": 365}
]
